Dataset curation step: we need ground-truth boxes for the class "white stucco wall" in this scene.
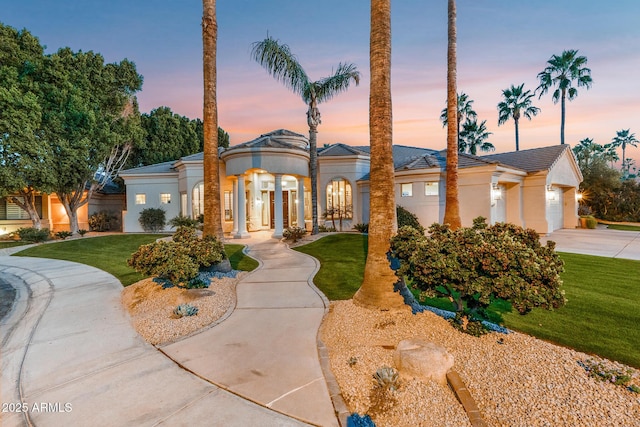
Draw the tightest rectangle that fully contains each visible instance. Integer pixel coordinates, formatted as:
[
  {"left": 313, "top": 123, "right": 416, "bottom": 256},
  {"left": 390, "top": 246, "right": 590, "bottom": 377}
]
[{"left": 122, "top": 175, "right": 180, "bottom": 233}]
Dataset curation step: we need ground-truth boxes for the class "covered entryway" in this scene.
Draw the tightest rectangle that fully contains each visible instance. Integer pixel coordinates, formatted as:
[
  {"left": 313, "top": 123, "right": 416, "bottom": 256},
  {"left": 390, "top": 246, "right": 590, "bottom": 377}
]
[{"left": 220, "top": 130, "right": 310, "bottom": 238}]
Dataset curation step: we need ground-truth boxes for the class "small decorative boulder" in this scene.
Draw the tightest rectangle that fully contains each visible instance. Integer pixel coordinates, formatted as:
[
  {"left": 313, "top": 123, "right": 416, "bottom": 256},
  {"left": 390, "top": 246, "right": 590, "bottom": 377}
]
[{"left": 393, "top": 339, "right": 454, "bottom": 385}]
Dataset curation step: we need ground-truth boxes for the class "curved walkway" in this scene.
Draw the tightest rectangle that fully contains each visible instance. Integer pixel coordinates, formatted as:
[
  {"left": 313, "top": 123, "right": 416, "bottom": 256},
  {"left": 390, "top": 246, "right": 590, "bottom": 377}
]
[
  {"left": 160, "top": 232, "right": 339, "bottom": 427},
  {"left": 0, "top": 254, "right": 311, "bottom": 426}
]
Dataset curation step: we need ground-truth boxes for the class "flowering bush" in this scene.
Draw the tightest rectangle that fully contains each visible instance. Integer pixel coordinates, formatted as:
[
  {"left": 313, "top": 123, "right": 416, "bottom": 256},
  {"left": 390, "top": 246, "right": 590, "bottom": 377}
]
[
  {"left": 128, "top": 226, "right": 225, "bottom": 286},
  {"left": 390, "top": 217, "right": 566, "bottom": 333}
]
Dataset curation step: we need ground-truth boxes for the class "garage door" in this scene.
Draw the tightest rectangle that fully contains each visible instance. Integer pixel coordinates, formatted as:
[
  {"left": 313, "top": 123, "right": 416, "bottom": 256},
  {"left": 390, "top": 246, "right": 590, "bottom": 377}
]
[{"left": 547, "top": 187, "right": 563, "bottom": 231}]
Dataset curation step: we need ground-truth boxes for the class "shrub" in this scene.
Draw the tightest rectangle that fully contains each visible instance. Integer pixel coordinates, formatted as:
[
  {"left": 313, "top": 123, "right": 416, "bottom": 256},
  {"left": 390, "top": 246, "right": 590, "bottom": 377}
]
[
  {"left": 319, "top": 225, "right": 337, "bottom": 232},
  {"left": 16, "top": 227, "right": 50, "bottom": 243},
  {"left": 128, "top": 226, "right": 225, "bottom": 286},
  {"left": 55, "top": 230, "right": 73, "bottom": 240},
  {"left": 578, "top": 359, "right": 639, "bottom": 393},
  {"left": 585, "top": 216, "right": 598, "bottom": 229},
  {"left": 139, "top": 208, "right": 166, "bottom": 232},
  {"left": 282, "top": 226, "right": 306, "bottom": 243},
  {"left": 390, "top": 217, "right": 566, "bottom": 334},
  {"left": 77, "top": 229, "right": 88, "bottom": 236},
  {"left": 352, "top": 223, "right": 369, "bottom": 233},
  {"left": 396, "top": 205, "right": 425, "bottom": 233},
  {"left": 347, "top": 414, "right": 375, "bottom": 427},
  {"left": 88, "top": 211, "right": 118, "bottom": 232},
  {"left": 168, "top": 214, "right": 200, "bottom": 229},
  {"left": 173, "top": 303, "right": 198, "bottom": 318},
  {"left": 373, "top": 366, "right": 400, "bottom": 391}
]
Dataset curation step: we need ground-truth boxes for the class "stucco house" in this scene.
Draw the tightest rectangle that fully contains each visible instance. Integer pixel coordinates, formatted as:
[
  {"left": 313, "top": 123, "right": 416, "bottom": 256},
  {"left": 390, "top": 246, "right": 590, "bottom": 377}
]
[{"left": 119, "top": 129, "right": 583, "bottom": 237}]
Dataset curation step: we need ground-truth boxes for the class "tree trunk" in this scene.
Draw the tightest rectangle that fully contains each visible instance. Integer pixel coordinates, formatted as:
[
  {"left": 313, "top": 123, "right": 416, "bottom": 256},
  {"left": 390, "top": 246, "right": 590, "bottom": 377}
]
[
  {"left": 202, "top": 0, "right": 224, "bottom": 241},
  {"left": 353, "top": 0, "right": 405, "bottom": 311},
  {"left": 560, "top": 88, "right": 566, "bottom": 145},
  {"left": 514, "top": 117, "right": 520, "bottom": 151},
  {"left": 9, "top": 188, "right": 42, "bottom": 229},
  {"left": 307, "top": 102, "right": 320, "bottom": 235},
  {"left": 443, "top": 0, "right": 462, "bottom": 230}
]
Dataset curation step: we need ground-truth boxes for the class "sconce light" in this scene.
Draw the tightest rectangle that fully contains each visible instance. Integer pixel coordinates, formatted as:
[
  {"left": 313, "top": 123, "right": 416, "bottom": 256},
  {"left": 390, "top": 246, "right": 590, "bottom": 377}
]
[
  {"left": 491, "top": 184, "right": 502, "bottom": 201},
  {"left": 576, "top": 192, "right": 583, "bottom": 201},
  {"left": 546, "top": 185, "right": 557, "bottom": 201}
]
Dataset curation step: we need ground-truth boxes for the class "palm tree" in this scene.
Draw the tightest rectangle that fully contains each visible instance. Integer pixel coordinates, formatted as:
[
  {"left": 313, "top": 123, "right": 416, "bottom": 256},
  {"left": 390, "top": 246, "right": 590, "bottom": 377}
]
[
  {"left": 459, "top": 119, "right": 494, "bottom": 155},
  {"left": 572, "top": 137, "right": 603, "bottom": 169},
  {"left": 610, "top": 129, "right": 639, "bottom": 177},
  {"left": 440, "top": 92, "right": 477, "bottom": 148},
  {"left": 443, "top": 0, "right": 461, "bottom": 230},
  {"left": 536, "top": 49, "right": 593, "bottom": 145},
  {"left": 602, "top": 142, "right": 620, "bottom": 168},
  {"left": 251, "top": 37, "right": 360, "bottom": 235},
  {"left": 497, "top": 83, "right": 540, "bottom": 151},
  {"left": 352, "top": 0, "right": 404, "bottom": 310},
  {"left": 202, "top": 0, "right": 224, "bottom": 241}
]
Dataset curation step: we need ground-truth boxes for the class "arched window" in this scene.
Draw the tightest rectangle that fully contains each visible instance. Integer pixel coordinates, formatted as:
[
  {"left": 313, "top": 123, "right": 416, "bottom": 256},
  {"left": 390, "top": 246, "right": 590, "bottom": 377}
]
[
  {"left": 192, "top": 182, "right": 204, "bottom": 218},
  {"left": 326, "top": 178, "right": 352, "bottom": 219}
]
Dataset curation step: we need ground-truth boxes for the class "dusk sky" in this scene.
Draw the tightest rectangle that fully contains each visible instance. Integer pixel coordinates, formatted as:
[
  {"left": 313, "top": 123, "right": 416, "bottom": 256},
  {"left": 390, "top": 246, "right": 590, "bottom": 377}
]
[{"left": 3, "top": 1, "right": 640, "bottom": 166}]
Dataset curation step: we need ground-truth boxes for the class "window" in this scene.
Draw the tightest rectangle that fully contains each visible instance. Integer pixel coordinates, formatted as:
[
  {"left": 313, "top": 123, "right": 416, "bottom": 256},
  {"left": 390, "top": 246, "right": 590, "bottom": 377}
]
[
  {"left": 224, "top": 190, "right": 233, "bottom": 221},
  {"left": 424, "top": 182, "right": 439, "bottom": 196},
  {"left": 401, "top": 183, "right": 413, "bottom": 197},
  {"left": 0, "top": 196, "right": 43, "bottom": 220},
  {"left": 160, "top": 193, "right": 171, "bottom": 204},
  {"left": 326, "top": 178, "right": 352, "bottom": 219},
  {"left": 135, "top": 194, "right": 146, "bottom": 205},
  {"left": 192, "top": 182, "right": 204, "bottom": 218}
]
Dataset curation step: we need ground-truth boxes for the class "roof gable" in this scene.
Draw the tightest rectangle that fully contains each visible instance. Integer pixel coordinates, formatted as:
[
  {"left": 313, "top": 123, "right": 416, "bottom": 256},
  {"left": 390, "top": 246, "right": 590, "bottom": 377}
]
[{"left": 482, "top": 145, "right": 570, "bottom": 173}]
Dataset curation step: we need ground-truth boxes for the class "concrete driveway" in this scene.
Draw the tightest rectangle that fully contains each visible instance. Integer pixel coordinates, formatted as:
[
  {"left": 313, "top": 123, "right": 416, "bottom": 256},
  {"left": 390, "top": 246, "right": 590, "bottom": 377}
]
[{"left": 540, "top": 227, "right": 640, "bottom": 260}]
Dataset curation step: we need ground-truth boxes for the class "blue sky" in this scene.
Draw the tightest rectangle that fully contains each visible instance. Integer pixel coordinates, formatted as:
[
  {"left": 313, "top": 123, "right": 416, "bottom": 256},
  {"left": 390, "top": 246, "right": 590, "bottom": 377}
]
[{"left": 3, "top": 1, "right": 640, "bottom": 165}]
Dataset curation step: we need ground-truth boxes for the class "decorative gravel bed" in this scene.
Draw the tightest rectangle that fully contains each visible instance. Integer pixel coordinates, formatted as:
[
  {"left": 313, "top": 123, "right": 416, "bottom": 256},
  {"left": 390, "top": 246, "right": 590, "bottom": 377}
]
[
  {"left": 320, "top": 300, "right": 640, "bottom": 427},
  {"left": 121, "top": 271, "right": 246, "bottom": 345}
]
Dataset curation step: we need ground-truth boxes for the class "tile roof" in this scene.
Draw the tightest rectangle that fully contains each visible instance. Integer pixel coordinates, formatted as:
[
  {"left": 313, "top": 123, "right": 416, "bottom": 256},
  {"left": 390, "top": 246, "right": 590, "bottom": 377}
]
[
  {"left": 482, "top": 145, "right": 570, "bottom": 172},
  {"left": 120, "top": 160, "right": 177, "bottom": 175},
  {"left": 226, "top": 129, "right": 308, "bottom": 151}
]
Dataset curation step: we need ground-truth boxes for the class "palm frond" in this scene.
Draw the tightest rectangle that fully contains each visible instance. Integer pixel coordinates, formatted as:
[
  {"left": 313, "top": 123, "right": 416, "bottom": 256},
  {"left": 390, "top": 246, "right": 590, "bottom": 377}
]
[
  {"left": 311, "top": 62, "right": 360, "bottom": 104},
  {"left": 251, "top": 36, "right": 310, "bottom": 98}
]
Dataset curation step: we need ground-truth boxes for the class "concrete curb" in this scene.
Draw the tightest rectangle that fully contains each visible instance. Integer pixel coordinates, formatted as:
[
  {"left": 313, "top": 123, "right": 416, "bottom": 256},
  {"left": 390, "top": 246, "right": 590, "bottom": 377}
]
[{"left": 447, "top": 370, "right": 488, "bottom": 427}]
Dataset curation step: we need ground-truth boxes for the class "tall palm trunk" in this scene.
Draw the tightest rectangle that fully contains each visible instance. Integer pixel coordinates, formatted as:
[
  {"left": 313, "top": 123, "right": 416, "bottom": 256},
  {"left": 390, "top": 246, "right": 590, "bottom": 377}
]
[
  {"left": 202, "top": 0, "right": 223, "bottom": 240},
  {"left": 443, "top": 0, "right": 461, "bottom": 230},
  {"left": 353, "top": 0, "right": 404, "bottom": 310},
  {"left": 514, "top": 117, "right": 520, "bottom": 151},
  {"left": 560, "top": 88, "right": 566, "bottom": 145},
  {"left": 307, "top": 100, "right": 320, "bottom": 235}
]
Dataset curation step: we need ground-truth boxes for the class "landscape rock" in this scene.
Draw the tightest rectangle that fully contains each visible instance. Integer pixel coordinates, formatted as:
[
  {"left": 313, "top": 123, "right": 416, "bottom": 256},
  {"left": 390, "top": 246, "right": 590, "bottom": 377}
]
[{"left": 393, "top": 338, "right": 455, "bottom": 385}]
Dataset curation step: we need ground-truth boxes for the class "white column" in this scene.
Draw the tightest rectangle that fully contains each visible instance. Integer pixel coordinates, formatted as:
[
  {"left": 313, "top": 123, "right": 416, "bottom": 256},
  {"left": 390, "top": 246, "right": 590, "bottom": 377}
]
[
  {"left": 297, "top": 177, "right": 305, "bottom": 229},
  {"left": 232, "top": 177, "right": 238, "bottom": 235},
  {"left": 273, "top": 174, "right": 284, "bottom": 238},
  {"left": 234, "top": 174, "right": 250, "bottom": 238}
]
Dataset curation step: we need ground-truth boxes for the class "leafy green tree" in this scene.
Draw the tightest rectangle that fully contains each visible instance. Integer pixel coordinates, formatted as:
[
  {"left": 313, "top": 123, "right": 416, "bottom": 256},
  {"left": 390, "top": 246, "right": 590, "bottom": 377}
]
[
  {"left": 536, "top": 49, "right": 593, "bottom": 145},
  {"left": 251, "top": 36, "right": 360, "bottom": 235},
  {"left": 459, "top": 119, "right": 494, "bottom": 155},
  {"left": 610, "top": 129, "right": 639, "bottom": 179},
  {"left": 497, "top": 83, "right": 540, "bottom": 151},
  {"left": 440, "top": 91, "right": 477, "bottom": 149},
  {"left": 39, "top": 48, "right": 143, "bottom": 233},
  {"left": 0, "top": 24, "right": 53, "bottom": 228}
]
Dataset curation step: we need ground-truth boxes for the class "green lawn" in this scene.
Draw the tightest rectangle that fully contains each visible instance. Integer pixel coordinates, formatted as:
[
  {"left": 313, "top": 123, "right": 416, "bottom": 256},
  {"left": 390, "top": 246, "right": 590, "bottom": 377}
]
[
  {"left": 293, "top": 233, "right": 368, "bottom": 300},
  {"left": 294, "top": 233, "right": 640, "bottom": 368},
  {"left": 606, "top": 224, "right": 640, "bottom": 232},
  {"left": 0, "top": 241, "right": 28, "bottom": 249},
  {"left": 13, "top": 235, "right": 258, "bottom": 286}
]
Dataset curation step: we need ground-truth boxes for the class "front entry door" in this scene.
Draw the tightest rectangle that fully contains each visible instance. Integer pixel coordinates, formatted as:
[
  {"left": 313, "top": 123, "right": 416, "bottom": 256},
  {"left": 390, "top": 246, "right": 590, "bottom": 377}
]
[{"left": 269, "top": 191, "right": 289, "bottom": 228}]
